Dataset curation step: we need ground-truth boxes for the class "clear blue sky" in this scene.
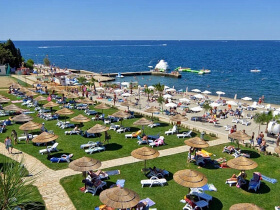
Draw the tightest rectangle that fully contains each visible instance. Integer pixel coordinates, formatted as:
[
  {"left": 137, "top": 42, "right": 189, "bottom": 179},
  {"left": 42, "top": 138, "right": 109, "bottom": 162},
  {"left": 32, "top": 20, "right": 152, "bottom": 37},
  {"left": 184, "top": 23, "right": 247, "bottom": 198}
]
[{"left": 1, "top": 0, "right": 279, "bottom": 40}]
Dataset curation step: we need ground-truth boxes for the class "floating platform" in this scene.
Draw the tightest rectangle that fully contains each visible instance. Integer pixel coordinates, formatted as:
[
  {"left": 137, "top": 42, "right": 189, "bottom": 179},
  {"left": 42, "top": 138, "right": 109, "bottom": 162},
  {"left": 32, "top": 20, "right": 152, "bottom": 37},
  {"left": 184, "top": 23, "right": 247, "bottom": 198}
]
[{"left": 101, "top": 71, "right": 181, "bottom": 78}]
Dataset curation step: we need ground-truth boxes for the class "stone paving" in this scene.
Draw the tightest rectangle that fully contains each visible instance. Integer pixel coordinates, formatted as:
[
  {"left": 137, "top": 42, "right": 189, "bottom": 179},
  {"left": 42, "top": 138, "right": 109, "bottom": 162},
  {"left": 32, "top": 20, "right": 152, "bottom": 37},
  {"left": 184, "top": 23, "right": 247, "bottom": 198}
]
[{"left": 0, "top": 136, "right": 231, "bottom": 210}]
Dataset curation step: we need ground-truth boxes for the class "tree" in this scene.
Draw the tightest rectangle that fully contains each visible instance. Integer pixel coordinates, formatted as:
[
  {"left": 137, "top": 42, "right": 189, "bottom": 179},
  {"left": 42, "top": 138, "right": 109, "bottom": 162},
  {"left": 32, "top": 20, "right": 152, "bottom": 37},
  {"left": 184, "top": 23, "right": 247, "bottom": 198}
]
[
  {"left": 143, "top": 88, "right": 153, "bottom": 101},
  {"left": 202, "top": 102, "right": 212, "bottom": 115},
  {"left": 77, "top": 76, "right": 87, "bottom": 85},
  {"left": 90, "top": 77, "right": 97, "bottom": 93},
  {"left": 253, "top": 111, "right": 273, "bottom": 134},
  {"left": 157, "top": 95, "right": 165, "bottom": 111},
  {"left": 0, "top": 157, "right": 41, "bottom": 209},
  {"left": 3, "top": 39, "right": 22, "bottom": 68},
  {"left": 25, "top": 59, "right": 34, "bottom": 70},
  {"left": 153, "top": 82, "right": 165, "bottom": 97},
  {"left": 43, "top": 56, "right": 50, "bottom": 66},
  {"left": 0, "top": 45, "right": 14, "bottom": 65}
]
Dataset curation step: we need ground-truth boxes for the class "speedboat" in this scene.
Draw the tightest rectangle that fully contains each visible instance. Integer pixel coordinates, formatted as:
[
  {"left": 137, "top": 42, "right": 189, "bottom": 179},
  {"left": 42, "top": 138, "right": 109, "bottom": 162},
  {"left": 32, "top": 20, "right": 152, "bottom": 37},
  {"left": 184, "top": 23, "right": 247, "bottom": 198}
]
[
  {"left": 116, "top": 72, "right": 124, "bottom": 78},
  {"left": 250, "top": 69, "right": 261, "bottom": 73}
]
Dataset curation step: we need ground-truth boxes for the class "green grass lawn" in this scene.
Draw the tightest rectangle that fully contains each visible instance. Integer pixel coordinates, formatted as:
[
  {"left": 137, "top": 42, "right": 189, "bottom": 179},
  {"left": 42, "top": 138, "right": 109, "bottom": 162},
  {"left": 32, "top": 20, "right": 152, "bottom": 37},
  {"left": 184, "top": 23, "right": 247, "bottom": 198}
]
[
  {"left": 0, "top": 154, "right": 45, "bottom": 209},
  {"left": 0, "top": 91, "right": 215, "bottom": 170},
  {"left": 61, "top": 143, "right": 280, "bottom": 210}
]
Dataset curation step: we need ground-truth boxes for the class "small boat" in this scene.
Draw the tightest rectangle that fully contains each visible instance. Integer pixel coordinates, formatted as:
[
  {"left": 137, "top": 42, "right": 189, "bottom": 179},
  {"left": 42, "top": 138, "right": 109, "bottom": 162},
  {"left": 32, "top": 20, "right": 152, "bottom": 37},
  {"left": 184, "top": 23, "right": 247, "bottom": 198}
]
[
  {"left": 250, "top": 69, "right": 261, "bottom": 73},
  {"left": 116, "top": 72, "right": 124, "bottom": 78}
]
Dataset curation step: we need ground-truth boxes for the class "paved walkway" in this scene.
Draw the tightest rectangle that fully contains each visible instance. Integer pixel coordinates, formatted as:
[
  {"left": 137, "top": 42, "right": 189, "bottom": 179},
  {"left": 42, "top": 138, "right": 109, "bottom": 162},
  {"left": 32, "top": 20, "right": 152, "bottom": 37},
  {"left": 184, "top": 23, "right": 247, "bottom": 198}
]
[{"left": 0, "top": 136, "right": 231, "bottom": 210}]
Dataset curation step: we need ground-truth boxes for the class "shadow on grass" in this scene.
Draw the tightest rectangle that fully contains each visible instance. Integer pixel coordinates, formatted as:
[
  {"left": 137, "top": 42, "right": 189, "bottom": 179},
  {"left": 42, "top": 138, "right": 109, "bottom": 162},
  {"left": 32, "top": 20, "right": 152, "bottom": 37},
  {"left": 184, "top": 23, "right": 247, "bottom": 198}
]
[
  {"left": 48, "top": 152, "right": 72, "bottom": 159},
  {"left": 157, "top": 122, "right": 169, "bottom": 127},
  {"left": 240, "top": 182, "right": 270, "bottom": 194},
  {"left": 20, "top": 202, "right": 45, "bottom": 210},
  {"left": 211, "top": 197, "right": 223, "bottom": 210},
  {"left": 241, "top": 150, "right": 260, "bottom": 158},
  {"left": 105, "top": 143, "right": 123, "bottom": 151},
  {"left": 128, "top": 127, "right": 141, "bottom": 132}
]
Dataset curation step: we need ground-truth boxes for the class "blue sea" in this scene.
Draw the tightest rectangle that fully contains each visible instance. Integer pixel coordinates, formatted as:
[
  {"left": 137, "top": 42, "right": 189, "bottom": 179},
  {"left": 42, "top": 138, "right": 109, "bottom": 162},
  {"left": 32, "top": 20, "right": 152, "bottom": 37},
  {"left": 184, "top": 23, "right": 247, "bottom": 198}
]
[{"left": 14, "top": 40, "right": 280, "bottom": 104}]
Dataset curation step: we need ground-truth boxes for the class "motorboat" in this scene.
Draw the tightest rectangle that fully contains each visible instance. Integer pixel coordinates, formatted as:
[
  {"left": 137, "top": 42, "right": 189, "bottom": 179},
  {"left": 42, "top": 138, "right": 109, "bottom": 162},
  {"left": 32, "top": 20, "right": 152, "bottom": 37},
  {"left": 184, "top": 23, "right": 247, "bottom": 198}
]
[
  {"left": 250, "top": 69, "right": 261, "bottom": 73},
  {"left": 116, "top": 72, "right": 124, "bottom": 78}
]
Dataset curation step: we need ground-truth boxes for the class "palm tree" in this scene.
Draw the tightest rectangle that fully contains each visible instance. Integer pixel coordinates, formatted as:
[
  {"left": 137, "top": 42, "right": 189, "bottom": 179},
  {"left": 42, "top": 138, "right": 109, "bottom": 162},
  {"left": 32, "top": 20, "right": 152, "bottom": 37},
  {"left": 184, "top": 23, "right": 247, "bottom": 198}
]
[
  {"left": 0, "top": 157, "right": 41, "bottom": 209},
  {"left": 90, "top": 77, "right": 97, "bottom": 93},
  {"left": 153, "top": 82, "right": 164, "bottom": 97},
  {"left": 253, "top": 111, "right": 273, "bottom": 134},
  {"left": 202, "top": 102, "right": 212, "bottom": 115},
  {"left": 77, "top": 76, "right": 87, "bottom": 85},
  {"left": 143, "top": 88, "right": 153, "bottom": 101},
  {"left": 157, "top": 95, "right": 165, "bottom": 112}
]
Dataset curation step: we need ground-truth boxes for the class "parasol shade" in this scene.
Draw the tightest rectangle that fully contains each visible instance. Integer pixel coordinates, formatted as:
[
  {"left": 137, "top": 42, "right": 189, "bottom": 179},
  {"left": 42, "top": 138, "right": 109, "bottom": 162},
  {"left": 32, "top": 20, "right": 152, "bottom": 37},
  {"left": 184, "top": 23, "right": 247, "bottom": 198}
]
[
  {"left": 170, "top": 114, "right": 188, "bottom": 122},
  {"left": 121, "top": 101, "right": 135, "bottom": 107},
  {"left": 274, "top": 146, "right": 280, "bottom": 154},
  {"left": 229, "top": 203, "right": 263, "bottom": 210},
  {"left": 12, "top": 114, "right": 33, "bottom": 122},
  {"left": 56, "top": 108, "right": 74, "bottom": 115},
  {"left": 145, "top": 106, "right": 160, "bottom": 113},
  {"left": 69, "top": 157, "right": 101, "bottom": 172},
  {"left": 99, "top": 187, "right": 140, "bottom": 209},
  {"left": 70, "top": 114, "right": 90, "bottom": 123},
  {"left": 19, "top": 121, "right": 42, "bottom": 131},
  {"left": 87, "top": 124, "right": 109, "bottom": 134},
  {"left": 227, "top": 156, "right": 258, "bottom": 171},
  {"left": 184, "top": 137, "right": 209, "bottom": 148},
  {"left": 32, "top": 132, "right": 58, "bottom": 143},
  {"left": 173, "top": 169, "right": 208, "bottom": 188},
  {"left": 111, "top": 110, "right": 130, "bottom": 118},
  {"left": 133, "top": 118, "right": 152, "bottom": 126},
  {"left": 25, "top": 91, "right": 37, "bottom": 97},
  {"left": 0, "top": 98, "right": 10, "bottom": 103},
  {"left": 95, "top": 103, "right": 110, "bottom": 110},
  {"left": 229, "top": 131, "right": 251, "bottom": 141},
  {"left": 43, "top": 101, "right": 59, "bottom": 108},
  {"left": 81, "top": 98, "right": 94, "bottom": 104},
  {"left": 3, "top": 104, "right": 23, "bottom": 111},
  {"left": 34, "top": 96, "right": 47, "bottom": 101},
  {"left": 131, "top": 147, "right": 159, "bottom": 160}
]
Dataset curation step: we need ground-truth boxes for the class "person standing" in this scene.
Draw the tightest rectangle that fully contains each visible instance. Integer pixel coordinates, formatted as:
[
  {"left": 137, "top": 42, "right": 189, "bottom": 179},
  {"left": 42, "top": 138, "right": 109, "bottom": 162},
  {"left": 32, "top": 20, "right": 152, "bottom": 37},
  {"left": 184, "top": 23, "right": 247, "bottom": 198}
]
[
  {"left": 4, "top": 136, "right": 13, "bottom": 154},
  {"left": 11, "top": 130, "right": 18, "bottom": 145},
  {"left": 250, "top": 132, "right": 255, "bottom": 146},
  {"left": 276, "top": 132, "right": 280, "bottom": 146}
]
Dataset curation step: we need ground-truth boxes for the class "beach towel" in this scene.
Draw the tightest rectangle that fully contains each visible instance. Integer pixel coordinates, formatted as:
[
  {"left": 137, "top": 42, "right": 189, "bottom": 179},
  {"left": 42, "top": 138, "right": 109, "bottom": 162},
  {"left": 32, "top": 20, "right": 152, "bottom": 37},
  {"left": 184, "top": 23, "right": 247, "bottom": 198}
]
[
  {"left": 262, "top": 175, "right": 278, "bottom": 184},
  {"left": 140, "top": 198, "right": 156, "bottom": 207},
  {"left": 201, "top": 183, "right": 217, "bottom": 191},
  {"left": 11, "top": 100, "right": 23, "bottom": 103},
  {"left": 105, "top": 170, "right": 120, "bottom": 176},
  {"left": 116, "top": 179, "right": 125, "bottom": 188}
]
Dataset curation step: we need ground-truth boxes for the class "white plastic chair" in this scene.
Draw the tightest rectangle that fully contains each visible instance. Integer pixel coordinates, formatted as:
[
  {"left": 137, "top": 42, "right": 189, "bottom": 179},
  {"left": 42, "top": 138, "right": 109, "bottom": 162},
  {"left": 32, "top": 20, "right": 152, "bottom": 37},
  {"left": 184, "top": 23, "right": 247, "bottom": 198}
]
[
  {"left": 39, "top": 143, "right": 59, "bottom": 155},
  {"left": 177, "top": 130, "right": 192, "bottom": 138}
]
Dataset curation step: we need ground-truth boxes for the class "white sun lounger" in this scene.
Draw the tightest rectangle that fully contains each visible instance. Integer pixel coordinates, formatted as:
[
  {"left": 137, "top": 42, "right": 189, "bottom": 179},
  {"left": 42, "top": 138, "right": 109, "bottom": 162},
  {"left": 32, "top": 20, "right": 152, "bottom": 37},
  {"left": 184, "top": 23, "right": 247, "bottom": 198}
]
[
  {"left": 85, "top": 146, "right": 105, "bottom": 154},
  {"left": 18, "top": 134, "right": 38, "bottom": 141},
  {"left": 177, "top": 130, "right": 192, "bottom": 138},
  {"left": 183, "top": 200, "right": 209, "bottom": 210},
  {"left": 39, "top": 143, "right": 59, "bottom": 155},
  {"left": 141, "top": 176, "right": 167, "bottom": 188},
  {"left": 80, "top": 141, "right": 99, "bottom": 149},
  {"left": 148, "top": 123, "right": 160, "bottom": 128}
]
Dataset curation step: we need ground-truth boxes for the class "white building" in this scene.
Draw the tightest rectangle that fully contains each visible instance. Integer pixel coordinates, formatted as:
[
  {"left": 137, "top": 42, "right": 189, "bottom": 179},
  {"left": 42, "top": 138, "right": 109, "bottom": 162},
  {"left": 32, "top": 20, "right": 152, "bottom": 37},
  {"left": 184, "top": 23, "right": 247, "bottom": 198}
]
[{"left": 0, "top": 65, "right": 7, "bottom": 75}]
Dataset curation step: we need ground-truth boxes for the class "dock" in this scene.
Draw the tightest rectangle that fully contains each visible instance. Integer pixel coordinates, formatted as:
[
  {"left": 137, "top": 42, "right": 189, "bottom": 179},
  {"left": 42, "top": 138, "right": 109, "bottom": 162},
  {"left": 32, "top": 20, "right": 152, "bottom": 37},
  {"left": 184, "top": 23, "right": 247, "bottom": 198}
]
[{"left": 101, "top": 71, "right": 181, "bottom": 78}]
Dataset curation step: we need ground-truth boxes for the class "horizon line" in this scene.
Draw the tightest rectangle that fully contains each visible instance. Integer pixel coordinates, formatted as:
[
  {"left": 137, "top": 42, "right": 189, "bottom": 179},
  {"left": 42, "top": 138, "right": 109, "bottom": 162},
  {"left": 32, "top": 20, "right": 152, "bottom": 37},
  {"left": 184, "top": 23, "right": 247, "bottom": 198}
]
[{"left": 2, "top": 39, "right": 280, "bottom": 42}]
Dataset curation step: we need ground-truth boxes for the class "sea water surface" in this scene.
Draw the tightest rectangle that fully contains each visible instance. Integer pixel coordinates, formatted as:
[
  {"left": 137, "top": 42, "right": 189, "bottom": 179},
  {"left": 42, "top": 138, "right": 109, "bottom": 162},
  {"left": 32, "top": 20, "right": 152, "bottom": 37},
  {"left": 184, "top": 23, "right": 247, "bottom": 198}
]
[{"left": 14, "top": 40, "right": 280, "bottom": 104}]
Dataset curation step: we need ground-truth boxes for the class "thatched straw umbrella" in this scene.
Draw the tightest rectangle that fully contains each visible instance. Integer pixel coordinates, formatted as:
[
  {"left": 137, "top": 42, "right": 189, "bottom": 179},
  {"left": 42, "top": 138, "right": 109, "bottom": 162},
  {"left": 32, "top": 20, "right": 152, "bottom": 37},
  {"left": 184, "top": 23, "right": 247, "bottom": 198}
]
[
  {"left": 173, "top": 169, "right": 208, "bottom": 193},
  {"left": 3, "top": 104, "right": 23, "bottom": 112},
  {"left": 19, "top": 121, "right": 42, "bottom": 131},
  {"left": 43, "top": 101, "right": 59, "bottom": 108},
  {"left": 0, "top": 98, "right": 10, "bottom": 103},
  {"left": 230, "top": 203, "right": 263, "bottom": 210},
  {"left": 111, "top": 110, "right": 130, "bottom": 126},
  {"left": 184, "top": 137, "right": 209, "bottom": 149},
  {"left": 56, "top": 108, "right": 74, "bottom": 122},
  {"left": 34, "top": 95, "right": 47, "bottom": 102},
  {"left": 275, "top": 146, "right": 280, "bottom": 154},
  {"left": 32, "top": 132, "right": 58, "bottom": 147},
  {"left": 227, "top": 156, "right": 258, "bottom": 171},
  {"left": 95, "top": 103, "right": 110, "bottom": 114},
  {"left": 69, "top": 157, "right": 101, "bottom": 177},
  {"left": 71, "top": 114, "right": 90, "bottom": 126},
  {"left": 229, "top": 131, "right": 251, "bottom": 149},
  {"left": 120, "top": 101, "right": 135, "bottom": 111},
  {"left": 25, "top": 91, "right": 37, "bottom": 97},
  {"left": 170, "top": 114, "right": 188, "bottom": 132},
  {"left": 99, "top": 187, "right": 140, "bottom": 209},
  {"left": 145, "top": 106, "right": 160, "bottom": 122},
  {"left": 82, "top": 98, "right": 94, "bottom": 105},
  {"left": 12, "top": 114, "right": 33, "bottom": 123},
  {"left": 131, "top": 147, "right": 159, "bottom": 172},
  {"left": 87, "top": 124, "right": 109, "bottom": 140},
  {"left": 133, "top": 118, "right": 152, "bottom": 134}
]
